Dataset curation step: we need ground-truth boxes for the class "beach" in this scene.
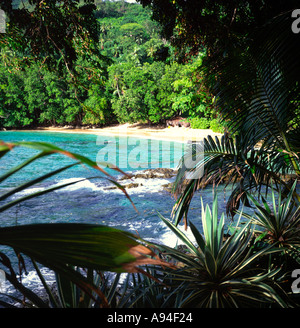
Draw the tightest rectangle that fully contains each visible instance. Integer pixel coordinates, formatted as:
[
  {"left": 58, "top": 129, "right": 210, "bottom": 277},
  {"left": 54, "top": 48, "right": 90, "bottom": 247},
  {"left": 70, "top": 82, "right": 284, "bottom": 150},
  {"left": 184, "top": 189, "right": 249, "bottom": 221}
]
[{"left": 16, "top": 123, "right": 223, "bottom": 143}]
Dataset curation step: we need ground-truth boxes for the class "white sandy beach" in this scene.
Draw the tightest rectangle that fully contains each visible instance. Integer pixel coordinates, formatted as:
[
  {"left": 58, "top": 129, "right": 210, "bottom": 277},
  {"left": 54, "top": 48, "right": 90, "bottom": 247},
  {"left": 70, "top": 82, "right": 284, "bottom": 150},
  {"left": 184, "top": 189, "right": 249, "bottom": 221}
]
[{"left": 26, "top": 123, "right": 223, "bottom": 143}]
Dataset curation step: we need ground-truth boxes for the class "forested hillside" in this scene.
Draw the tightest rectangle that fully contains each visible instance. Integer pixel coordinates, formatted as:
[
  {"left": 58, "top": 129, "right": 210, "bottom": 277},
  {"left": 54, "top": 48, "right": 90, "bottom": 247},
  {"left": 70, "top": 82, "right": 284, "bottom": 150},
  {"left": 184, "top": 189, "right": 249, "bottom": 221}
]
[{"left": 0, "top": 1, "right": 222, "bottom": 131}]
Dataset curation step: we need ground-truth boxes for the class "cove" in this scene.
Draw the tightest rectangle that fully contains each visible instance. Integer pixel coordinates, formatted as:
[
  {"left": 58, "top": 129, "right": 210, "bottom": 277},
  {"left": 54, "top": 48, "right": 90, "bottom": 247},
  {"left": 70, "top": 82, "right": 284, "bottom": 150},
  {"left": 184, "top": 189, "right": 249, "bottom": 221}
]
[{"left": 0, "top": 131, "right": 223, "bottom": 244}]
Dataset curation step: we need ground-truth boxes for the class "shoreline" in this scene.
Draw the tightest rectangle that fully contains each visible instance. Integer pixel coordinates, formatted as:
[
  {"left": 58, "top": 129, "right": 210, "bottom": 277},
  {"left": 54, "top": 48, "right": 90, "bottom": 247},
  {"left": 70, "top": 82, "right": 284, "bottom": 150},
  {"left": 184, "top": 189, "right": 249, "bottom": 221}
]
[{"left": 3, "top": 123, "right": 223, "bottom": 143}]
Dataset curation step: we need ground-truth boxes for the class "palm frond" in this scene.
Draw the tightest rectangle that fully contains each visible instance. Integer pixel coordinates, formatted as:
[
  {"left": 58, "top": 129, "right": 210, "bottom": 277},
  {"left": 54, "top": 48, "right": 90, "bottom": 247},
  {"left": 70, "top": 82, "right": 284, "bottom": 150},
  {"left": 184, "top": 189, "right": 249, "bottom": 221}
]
[
  {"left": 172, "top": 12, "right": 300, "bottom": 225},
  {"left": 172, "top": 133, "right": 296, "bottom": 224},
  {"left": 206, "top": 12, "right": 300, "bottom": 154},
  {"left": 0, "top": 140, "right": 137, "bottom": 211}
]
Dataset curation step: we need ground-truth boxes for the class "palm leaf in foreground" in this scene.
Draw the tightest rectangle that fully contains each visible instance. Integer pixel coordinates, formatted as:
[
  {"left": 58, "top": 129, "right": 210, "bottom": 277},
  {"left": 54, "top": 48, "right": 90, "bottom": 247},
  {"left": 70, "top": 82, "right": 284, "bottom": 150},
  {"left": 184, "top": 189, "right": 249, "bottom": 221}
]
[
  {"left": 172, "top": 12, "right": 300, "bottom": 227},
  {"left": 172, "top": 133, "right": 298, "bottom": 225},
  {"left": 0, "top": 223, "right": 173, "bottom": 307},
  {"left": 0, "top": 223, "right": 167, "bottom": 273},
  {"left": 0, "top": 139, "right": 149, "bottom": 306},
  {"left": 0, "top": 140, "right": 136, "bottom": 211}
]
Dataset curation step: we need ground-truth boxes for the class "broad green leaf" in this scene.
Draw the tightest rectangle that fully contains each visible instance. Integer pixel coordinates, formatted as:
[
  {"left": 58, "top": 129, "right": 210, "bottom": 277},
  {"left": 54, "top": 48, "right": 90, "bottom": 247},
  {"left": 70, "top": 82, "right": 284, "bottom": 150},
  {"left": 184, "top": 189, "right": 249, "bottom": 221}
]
[
  {"left": 0, "top": 223, "right": 170, "bottom": 273},
  {"left": 189, "top": 220, "right": 206, "bottom": 252}
]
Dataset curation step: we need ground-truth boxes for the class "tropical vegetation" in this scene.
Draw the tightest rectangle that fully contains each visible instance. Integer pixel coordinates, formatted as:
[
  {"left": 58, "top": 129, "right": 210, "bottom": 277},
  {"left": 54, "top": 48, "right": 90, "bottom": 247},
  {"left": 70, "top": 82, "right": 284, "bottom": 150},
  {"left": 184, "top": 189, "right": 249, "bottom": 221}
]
[
  {"left": 0, "top": 0, "right": 299, "bottom": 309},
  {"left": 172, "top": 9, "right": 300, "bottom": 225},
  {"left": 0, "top": 0, "right": 219, "bottom": 130}
]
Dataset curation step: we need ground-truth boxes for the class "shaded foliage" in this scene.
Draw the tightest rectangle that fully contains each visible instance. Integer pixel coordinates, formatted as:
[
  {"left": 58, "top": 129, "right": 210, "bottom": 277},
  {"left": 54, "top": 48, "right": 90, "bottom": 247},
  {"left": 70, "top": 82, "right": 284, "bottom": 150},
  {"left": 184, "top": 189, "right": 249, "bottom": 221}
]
[
  {"left": 0, "top": 0, "right": 100, "bottom": 72},
  {"left": 138, "top": 0, "right": 300, "bottom": 60}
]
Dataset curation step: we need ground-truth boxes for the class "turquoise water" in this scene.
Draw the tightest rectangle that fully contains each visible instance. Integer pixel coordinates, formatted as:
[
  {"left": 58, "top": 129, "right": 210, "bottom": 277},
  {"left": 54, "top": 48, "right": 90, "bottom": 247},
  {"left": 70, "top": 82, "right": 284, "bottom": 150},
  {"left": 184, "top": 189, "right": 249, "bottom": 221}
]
[
  {"left": 0, "top": 131, "right": 222, "bottom": 240},
  {"left": 0, "top": 131, "right": 233, "bottom": 298},
  {"left": 1, "top": 131, "right": 299, "bottom": 302}
]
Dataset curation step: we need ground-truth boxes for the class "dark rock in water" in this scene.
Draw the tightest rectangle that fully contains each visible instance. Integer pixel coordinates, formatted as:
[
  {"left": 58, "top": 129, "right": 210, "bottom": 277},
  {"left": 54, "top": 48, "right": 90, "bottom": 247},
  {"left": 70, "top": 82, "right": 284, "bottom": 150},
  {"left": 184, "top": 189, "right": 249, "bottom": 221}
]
[
  {"left": 126, "top": 183, "right": 142, "bottom": 189},
  {"left": 119, "top": 168, "right": 177, "bottom": 181},
  {"left": 98, "top": 168, "right": 178, "bottom": 193},
  {"left": 103, "top": 168, "right": 177, "bottom": 192},
  {"left": 103, "top": 186, "right": 118, "bottom": 190},
  {"left": 103, "top": 182, "right": 143, "bottom": 190}
]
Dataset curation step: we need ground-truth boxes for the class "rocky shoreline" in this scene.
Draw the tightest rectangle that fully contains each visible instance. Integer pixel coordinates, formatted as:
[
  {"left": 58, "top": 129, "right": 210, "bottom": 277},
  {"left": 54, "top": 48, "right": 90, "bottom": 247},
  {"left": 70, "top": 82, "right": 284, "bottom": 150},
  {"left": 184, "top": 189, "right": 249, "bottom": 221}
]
[
  {"left": 103, "top": 167, "right": 299, "bottom": 194},
  {"left": 103, "top": 168, "right": 177, "bottom": 192}
]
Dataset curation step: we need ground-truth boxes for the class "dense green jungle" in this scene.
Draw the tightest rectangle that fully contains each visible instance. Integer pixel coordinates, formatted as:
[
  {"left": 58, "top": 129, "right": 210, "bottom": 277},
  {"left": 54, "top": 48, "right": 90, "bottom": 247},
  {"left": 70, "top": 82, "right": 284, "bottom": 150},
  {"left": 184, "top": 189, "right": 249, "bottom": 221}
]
[
  {"left": 0, "top": 0, "right": 300, "bottom": 311},
  {"left": 0, "top": 0, "right": 221, "bottom": 131}
]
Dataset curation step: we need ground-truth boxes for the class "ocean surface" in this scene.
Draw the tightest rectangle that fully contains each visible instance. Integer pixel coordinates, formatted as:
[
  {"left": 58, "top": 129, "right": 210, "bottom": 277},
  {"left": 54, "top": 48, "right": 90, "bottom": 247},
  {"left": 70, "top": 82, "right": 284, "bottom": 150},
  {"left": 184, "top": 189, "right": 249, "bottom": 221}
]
[{"left": 0, "top": 130, "right": 236, "bottom": 303}]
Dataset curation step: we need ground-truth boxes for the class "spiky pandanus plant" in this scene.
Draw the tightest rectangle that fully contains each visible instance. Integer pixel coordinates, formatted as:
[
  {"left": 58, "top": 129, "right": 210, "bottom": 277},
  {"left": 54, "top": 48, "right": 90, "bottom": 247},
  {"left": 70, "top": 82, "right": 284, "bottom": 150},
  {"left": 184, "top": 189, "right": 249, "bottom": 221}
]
[{"left": 152, "top": 197, "right": 289, "bottom": 308}]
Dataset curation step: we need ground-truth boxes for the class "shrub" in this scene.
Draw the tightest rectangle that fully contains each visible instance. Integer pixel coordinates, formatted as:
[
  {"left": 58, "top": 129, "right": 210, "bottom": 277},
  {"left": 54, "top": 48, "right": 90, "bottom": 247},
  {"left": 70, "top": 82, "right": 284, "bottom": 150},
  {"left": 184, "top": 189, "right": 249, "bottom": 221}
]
[
  {"left": 190, "top": 117, "right": 210, "bottom": 129},
  {"left": 209, "top": 118, "right": 225, "bottom": 133},
  {"left": 154, "top": 196, "right": 289, "bottom": 308}
]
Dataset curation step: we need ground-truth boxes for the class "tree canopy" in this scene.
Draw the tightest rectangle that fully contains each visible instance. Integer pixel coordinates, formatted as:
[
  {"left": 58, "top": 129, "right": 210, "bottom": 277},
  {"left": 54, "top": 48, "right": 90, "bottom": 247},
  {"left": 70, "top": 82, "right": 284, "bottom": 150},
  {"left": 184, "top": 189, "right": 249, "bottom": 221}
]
[
  {"left": 0, "top": 0, "right": 100, "bottom": 73},
  {"left": 0, "top": 1, "right": 220, "bottom": 129},
  {"left": 137, "top": 0, "right": 300, "bottom": 59}
]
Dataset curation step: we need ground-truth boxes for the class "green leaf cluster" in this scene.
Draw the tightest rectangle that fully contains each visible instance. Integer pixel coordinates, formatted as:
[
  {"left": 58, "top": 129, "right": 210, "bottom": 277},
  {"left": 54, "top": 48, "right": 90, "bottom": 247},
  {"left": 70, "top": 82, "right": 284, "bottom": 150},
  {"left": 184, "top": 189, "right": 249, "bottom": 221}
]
[
  {"left": 0, "top": 1, "right": 218, "bottom": 129},
  {"left": 172, "top": 11, "right": 300, "bottom": 226},
  {"left": 108, "top": 54, "right": 216, "bottom": 124},
  {"left": 151, "top": 196, "right": 290, "bottom": 308}
]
